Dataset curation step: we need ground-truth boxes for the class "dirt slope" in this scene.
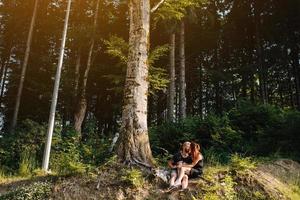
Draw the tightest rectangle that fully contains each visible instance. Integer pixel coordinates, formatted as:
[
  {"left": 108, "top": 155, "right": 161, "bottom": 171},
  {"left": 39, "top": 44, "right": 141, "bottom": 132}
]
[{"left": 1, "top": 159, "right": 300, "bottom": 200}]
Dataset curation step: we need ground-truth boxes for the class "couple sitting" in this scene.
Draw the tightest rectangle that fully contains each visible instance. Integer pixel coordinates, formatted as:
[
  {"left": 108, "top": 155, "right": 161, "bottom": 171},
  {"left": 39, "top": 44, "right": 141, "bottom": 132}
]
[{"left": 168, "top": 141, "right": 204, "bottom": 190}]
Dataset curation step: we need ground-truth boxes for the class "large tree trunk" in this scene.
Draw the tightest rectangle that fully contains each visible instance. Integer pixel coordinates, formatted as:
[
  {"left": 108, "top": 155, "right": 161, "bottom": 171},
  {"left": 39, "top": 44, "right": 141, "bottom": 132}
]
[
  {"left": 117, "top": 0, "right": 154, "bottom": 167},
  {"left": 42, "top": 0, "right": 72, "bottom": 171},
  {"left": 73, "top": 0, "right": 100, "bottom": 134},
  {"left": 167, "top": 33, "right": 176, "bottom": 122},
  {"left": 10, "top": 0, "right": 38, "bottom": 132},
  {"left": 179, "top": 20, "right": 186, "bottom": 119}
]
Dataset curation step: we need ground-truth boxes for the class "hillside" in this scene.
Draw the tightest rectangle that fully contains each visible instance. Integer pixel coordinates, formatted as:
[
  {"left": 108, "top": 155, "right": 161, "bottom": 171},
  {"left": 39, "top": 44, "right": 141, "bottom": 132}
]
[{"left": 1, "top": 158, "right": 299, "bottom": 200}]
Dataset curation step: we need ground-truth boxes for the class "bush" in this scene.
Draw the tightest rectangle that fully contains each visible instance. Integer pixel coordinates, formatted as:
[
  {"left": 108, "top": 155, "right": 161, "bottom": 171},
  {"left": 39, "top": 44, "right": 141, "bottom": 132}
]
[
  {"left": 150, "top": 101, "right": 300, "bottom": 162},
  {"left": 149, "top": 115, "right": 242, "bottom": 162},
  {"left": 121, "top": 168, "right": 145, "bottom": 188},
  {"left": 0, "top": 119, "right": 47, "bottom": 172},
  {"left": 230, "top": 154, "right": 256, "bottom": 171},
  {"left": 50, "top": 127, "right": 85, "bottom": 175}
]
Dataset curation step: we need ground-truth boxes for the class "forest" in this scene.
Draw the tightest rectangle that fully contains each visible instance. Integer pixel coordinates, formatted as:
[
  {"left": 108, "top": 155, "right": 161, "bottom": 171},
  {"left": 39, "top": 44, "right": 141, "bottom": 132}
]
[{"left": 0, "top": 0, "right": 299, "bottom": 199}]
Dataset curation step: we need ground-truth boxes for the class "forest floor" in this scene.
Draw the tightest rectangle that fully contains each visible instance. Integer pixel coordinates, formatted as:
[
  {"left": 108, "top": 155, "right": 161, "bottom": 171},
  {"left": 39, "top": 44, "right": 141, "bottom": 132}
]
[{"left": 0, "top": 158, "right": 300, "bottom": 200}]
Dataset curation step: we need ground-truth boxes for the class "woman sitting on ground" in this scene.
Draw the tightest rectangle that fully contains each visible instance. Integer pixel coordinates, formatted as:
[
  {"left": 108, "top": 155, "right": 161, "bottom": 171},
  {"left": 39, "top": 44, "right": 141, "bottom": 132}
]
[
  {"left": 173, "top": 142, "right": 204, "bottom": 190},
  {"left": 168, "top": 142, "right": 192, "bottom": 189}
]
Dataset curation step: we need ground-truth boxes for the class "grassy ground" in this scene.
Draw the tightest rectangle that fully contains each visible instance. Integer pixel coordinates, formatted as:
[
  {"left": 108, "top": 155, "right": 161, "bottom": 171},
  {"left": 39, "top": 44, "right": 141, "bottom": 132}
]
[{"left": 0, "top": 156, "right": 299, "bottom": 200}]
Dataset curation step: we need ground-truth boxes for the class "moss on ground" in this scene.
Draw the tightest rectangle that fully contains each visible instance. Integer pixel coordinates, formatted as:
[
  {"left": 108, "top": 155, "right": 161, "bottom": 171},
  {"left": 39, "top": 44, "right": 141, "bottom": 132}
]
[{"left": 0, "top": 158, "right": 299, "bottom": 200}]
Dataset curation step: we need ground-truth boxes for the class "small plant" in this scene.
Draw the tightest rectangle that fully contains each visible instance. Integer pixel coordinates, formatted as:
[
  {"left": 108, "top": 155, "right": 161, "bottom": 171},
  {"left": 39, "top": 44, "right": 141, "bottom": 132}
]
[
  {"left": 32, "top": 168, "right": 47, "bottom": 177},
  {"left": 230, "top": 154, "right": 256, "bottom": 171},
  {"left": 203, "top": 193, "right": 219, "bottom": 200},
  {"left": 253, "top": 191, "right": 266, "bottom": 200},
  {"left": 197, "top": 166, "right": 233, "bottom": 200},
  {"left": 121, "top": 168, "right": 144, "bottom": 188},
  {"left": 0, "top": 168, "right": 6, "bottom": 182},
  {"left": 18, "top": 151, "right": 36, "bottom": 177},
  {"left": 223, "top": 174, "right": 237, "bottom": 200}
]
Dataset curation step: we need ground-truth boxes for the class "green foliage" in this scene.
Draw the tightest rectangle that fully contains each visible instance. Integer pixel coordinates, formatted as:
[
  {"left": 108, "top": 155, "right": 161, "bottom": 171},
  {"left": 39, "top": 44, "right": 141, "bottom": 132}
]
[
  {"left": 32, "top": 169, "right": 47, "bottom": 177},
  {"left": 0, "top": 119, "right": 47, "bottom": 171},
  {"left": 104, "top": 35, "right": 169, "bottom": 94},
  {"left": 0, "top": 181, "right": 51, "bottom": 200},
  {"left": 203, "top": 147, "right": 230, "bottom": 165},
  {"left": 150, "top": 101, "right": 300, "bottom": 162},
  {"left": 0, "top": 118, "right": 111, "bottom": 176},
  {"left": 203, "top": 193, "right": 219, "bottom": 200},
  {"left": 150, "top": 115, "right": 242, "bottom": 161},
  {"left": 229, "top": 101, "right": 300, "bottom": 156},
  {"left": 104, "top": 35, "right": 129, "bottom": 64},
  {"left": 18, "top": 150, "right": 36, "bottom": 177},
  {"left": 154, "top": 0, "right": 201, "bottom": 22},
  {"left": 223, "top": 175, "right": 237, "bottom": 200},
  {"left": 148, "top": 45, "right": 169, "bottom": 94},
  {"left": 230, "top": 154, "right": 256, "bottom": 171},
  {"left": 50, "top": 128, "right": 86, "bottom": 175},
  {"left": 121, "top": 168, "right": 145, "bottom": 188},
  {"left": 197, "top": 166, "right": 237, "bottom": 200}
]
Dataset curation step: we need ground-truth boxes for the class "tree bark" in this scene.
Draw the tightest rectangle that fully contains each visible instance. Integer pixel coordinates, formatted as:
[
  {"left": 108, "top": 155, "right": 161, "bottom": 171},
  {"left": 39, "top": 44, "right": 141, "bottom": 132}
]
[
  {"left": 10, "top": 0, "right": 38, "bottom": 132},
  {"left": 74, "top": 51, "right": 81, "bottom": 98},
  {"left": 292, "top": 44, "right": 300, "bottom": 110},
  {"left": 42, "top": 0, "right": 72, "bottom": 171},
  {"left": 283, "top": 46, "right": 294, "bottom": 108},
  {"left": 179, "top": 20, "right": 186, "bottom": 119},
  {"left": 0, "top": 47, "right": 13, "bottom": 105},
  {"left": 167, "top": 33, "right": 176, "bottom": 122},
  {"left": 198, "top": 62, "right": 203, "bottom": 118},
  {"left": 0, "top": 65, "right": 9, "bottom": 104},
  {"left": 73, "top": 0, "right": 100, "bottom": 134},
  {"left": 117, "top": 0, "right": 154, "bottom": 167},
  {"left": 254, "top": 1, "right": 268, "bottom": 104}
]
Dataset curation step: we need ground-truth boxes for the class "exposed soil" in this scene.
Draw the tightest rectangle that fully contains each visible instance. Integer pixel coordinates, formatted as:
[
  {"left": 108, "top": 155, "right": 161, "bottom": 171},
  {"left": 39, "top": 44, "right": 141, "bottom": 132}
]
[{"left": 1, "top": 159, "right": 300, "bottom": 200}]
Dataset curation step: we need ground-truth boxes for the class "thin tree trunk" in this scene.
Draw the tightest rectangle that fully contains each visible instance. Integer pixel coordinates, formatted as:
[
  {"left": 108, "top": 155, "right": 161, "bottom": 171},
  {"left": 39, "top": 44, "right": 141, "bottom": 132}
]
[
  {"left": 74, "top": 0, "right": 100, "bottom": 134},
  {"left": 287, "top": 64, "right": 295, "bottom": 108},
  {"left": 10, "top": 0, "right": 39, "bottom": 132},
  {"left": 198, "top": 63, "right": 203, "bottom": 118},
  {"left": 72, "top": 51, "right": 81, "bottom": 125},
  {"left": 284, "top": 47, "right": 294, "bottom": 108},
  {"left": 292, "top": 44, "right": 300, "bottom": 110},
  {"left": 0, "top": 47, "right": 13, "bottom": 105},
  {"left": 254, "top": 2, "right": 268, "bottom": 104},
  {"left": 0, "top": 65, "right": 9, "bottom": 104},
  {"left": 167, "top": 33, "right": 176, "bottom": 122},
  {"left": 179, "top": 20, "right": 186, "bottom": 119},
  {"left": 117, "top": 0, "right": 154, "bottom": 167},
  {"left": 74, "top": 51, "right": 81, "bottom": 98},
  {"left": 42, "top": 0, "right": 72, "bottom": 171},
  {"left": 0, "top": 44, "right": 13, "bottom": 86}
]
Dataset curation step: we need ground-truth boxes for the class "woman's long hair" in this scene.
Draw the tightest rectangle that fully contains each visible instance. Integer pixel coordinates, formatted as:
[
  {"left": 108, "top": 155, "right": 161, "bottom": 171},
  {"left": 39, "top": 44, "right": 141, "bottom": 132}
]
[{"left": 190, "top": 142, "right": 201, "bottom": 161}]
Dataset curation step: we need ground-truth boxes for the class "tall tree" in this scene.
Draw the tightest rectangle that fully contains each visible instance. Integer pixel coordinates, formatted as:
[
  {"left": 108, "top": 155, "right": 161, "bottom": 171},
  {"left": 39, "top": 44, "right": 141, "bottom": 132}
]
[
  {"left": 179, "top": 20, "right": 186, "bottom": 119},
  {"left": 42, "top": 0, "right": 72, "bottom": 171},
  {"left": 10, "top": 0, "right": 39, "bottom": 132},
  {"left": 117, "top": 0, "right": 154, "bottom": 166},
  {"left": 254, "top": 0, "right": 268, "bottom": 104},
  {"left": 167, "top": 33, "right": 176, "bottom": 122},
  {"left": 74, "top": 0, "right": 100, "bottom": 134}
]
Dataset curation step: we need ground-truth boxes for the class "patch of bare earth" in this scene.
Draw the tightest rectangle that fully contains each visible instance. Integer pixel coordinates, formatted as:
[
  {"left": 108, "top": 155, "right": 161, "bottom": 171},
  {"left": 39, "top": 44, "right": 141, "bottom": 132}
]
[{"left": 1, "top": 159, "right": 300, "bottom": 200}]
